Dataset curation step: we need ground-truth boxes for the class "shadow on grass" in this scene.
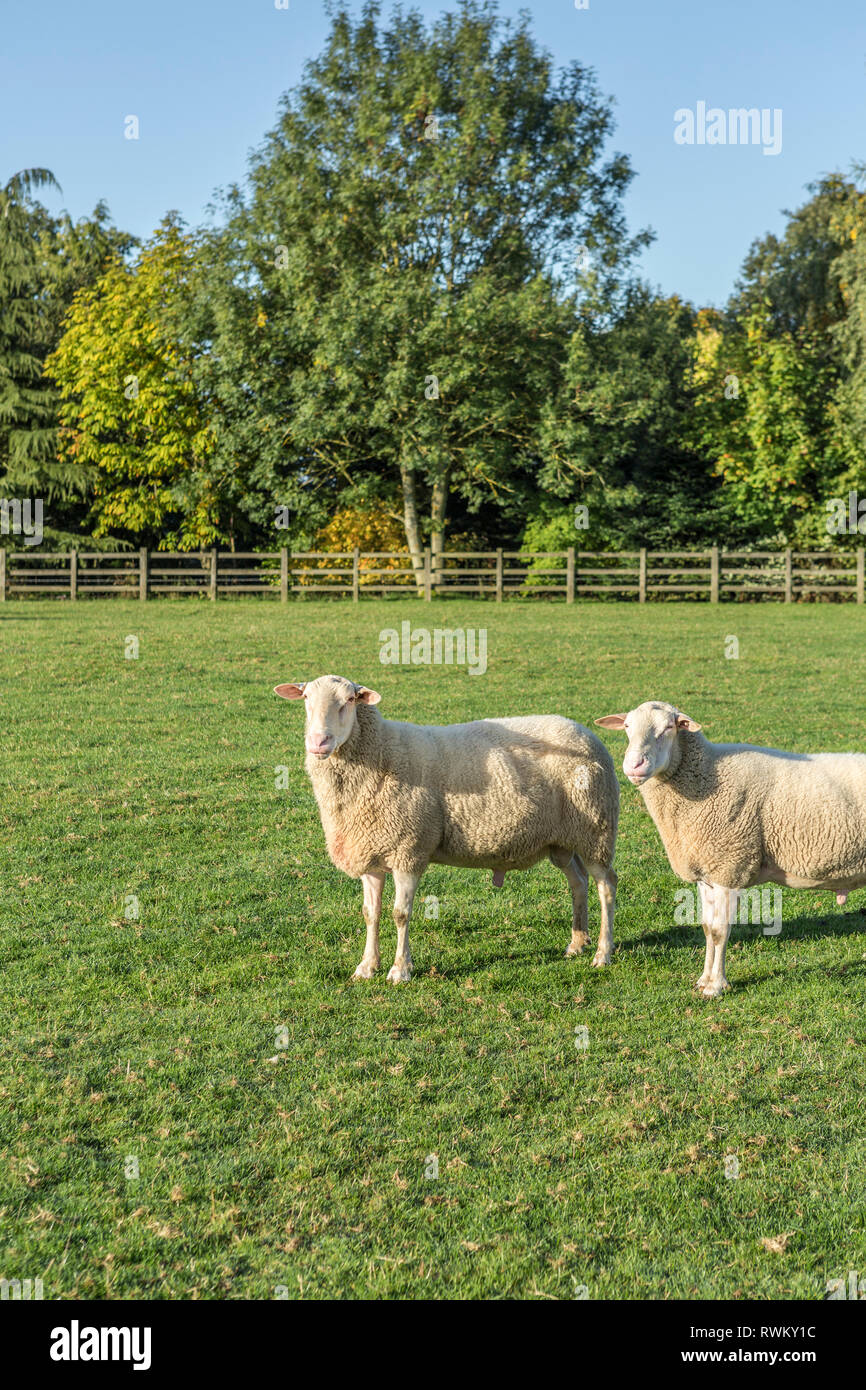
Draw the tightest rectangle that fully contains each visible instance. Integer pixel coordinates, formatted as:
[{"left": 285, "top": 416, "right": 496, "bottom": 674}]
[
  {"left": 326, "top": 902, "right": 866, "bottom": 985},
  {"left": 730, "top": 958, "right": 866, "bottom": 994},
  {"left": 621, "top": 908, "right": 866, "bottom": 955}
]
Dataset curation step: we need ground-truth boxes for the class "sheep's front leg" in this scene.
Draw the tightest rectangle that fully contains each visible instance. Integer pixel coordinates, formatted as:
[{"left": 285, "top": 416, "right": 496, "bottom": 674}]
[
  {"left": 353, "top": 871, "right": 385, "bottom": 980},
  {"left": 589, "top": 863, "right": 616, "bottom": 968},
  {"left": 700, "top": 885, "right": 736, "bottom": 1000},
  {"left": 696, "top": 881, "right": 715, "bottom": 990},
  {"left": 387, "top": 869, "right": 420, "bottom": 983}
]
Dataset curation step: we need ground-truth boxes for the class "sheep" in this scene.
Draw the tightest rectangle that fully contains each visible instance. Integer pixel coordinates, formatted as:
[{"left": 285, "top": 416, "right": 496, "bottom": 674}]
[
  {"left": 595, "top": 699, "right": 866, "bottom": 998},
  {"left": 275, "top": 674, "right": 619, "bottom": 982}
]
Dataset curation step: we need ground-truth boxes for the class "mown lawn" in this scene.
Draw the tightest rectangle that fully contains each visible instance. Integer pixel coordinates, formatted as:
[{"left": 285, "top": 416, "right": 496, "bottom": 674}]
[{"left": 1, "top": 597, "right": 864, "bottom": 1300}]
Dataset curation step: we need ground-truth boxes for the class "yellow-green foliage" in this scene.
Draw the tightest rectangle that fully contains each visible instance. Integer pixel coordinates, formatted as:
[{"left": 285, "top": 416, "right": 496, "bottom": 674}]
[
  {"left": 312, "top": 504, "right": 409, "bottom": 585},
  {"left": 46, "top": 218, "right": 218, "bottom": 549}
]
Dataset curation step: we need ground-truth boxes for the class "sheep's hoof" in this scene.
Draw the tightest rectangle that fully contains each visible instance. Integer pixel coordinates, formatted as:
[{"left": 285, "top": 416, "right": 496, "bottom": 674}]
[
  {"left": 591, "top": 950, "right": 611, "bottom": 968},
  {"left": 565, "top": 933, "right": 591, "bottom": 958},
  {"left": 695, "top": 975, "right": 711, "bottom": 990},
  {"left": 386, "top": 961, "right": 413, "bottom": 984},
  {"left": 699, "top": 980, "right": 729, "bottom": 1000},
  {"left": 352, "top": 959, "right": 379, "bottom": 980}
]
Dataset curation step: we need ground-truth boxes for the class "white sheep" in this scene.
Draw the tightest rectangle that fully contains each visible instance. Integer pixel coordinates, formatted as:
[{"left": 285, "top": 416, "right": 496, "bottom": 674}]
[
  {"left": 276, "top": 675, "right": 619, "bottom": 981},
  {"left": 596, "top": 700, "right": 866, "bottom": 997}
]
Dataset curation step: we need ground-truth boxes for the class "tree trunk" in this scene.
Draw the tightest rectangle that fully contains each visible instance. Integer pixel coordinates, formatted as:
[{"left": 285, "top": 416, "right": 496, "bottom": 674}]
[
  {"left": 430, "top": 470, "right": 449, "bottom": 593},
  {"left": 400, "top": 463, "right": 426, "bottom": 593}
]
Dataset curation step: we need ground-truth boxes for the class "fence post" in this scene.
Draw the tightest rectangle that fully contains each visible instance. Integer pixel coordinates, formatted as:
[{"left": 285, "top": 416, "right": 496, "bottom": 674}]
[
  {"left": 495, "top": 548, "right": 503, "bottom": 603},
  {"left": 0, "top": 548, "right": 5, "bottom": 601},
  {"left": 139, "top": 547, "right": 148, "bottom": 601},
  {"left": 638, "top": 548, "right": 647, "bottom": 603},
  {"left": 566, "top": 547, "right": 575, "bottom": 604},
  {"left": 280, "top": 548, "right": 288, "bottom": 602},
  {"left": 784, "top": 548, "right": 792, "bottom": 603},
  {"left": 70, "top": 549, "right": 77, "bottom": 602},
  {"left": 710, "top": 546, "right": 719, "bottom": 603},
  {"left": 352, "top": 547, "right": 360, "bottom": 602},
  {"left": 210, "top": 548, "right": 218, "bottom": 601},
  {"left": 423, "top": 548, "right": 432, "bottom": 601},
  {"left": 858, "top": 548, "right": 864, "bottom": 605}
]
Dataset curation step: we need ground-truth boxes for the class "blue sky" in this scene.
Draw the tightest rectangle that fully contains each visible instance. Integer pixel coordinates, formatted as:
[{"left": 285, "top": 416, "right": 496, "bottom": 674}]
[{"left": 2, "top": 0, "right": 864, "bottom": 306}]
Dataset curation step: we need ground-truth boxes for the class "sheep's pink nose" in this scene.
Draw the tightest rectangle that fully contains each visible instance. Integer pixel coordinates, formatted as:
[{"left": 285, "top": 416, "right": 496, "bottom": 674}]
[
  {"left": 307, "top": 734, "right": 334, "bottom": 754},
  {"left": 624, "top": 755, "right": 648, "bottom": 773}
]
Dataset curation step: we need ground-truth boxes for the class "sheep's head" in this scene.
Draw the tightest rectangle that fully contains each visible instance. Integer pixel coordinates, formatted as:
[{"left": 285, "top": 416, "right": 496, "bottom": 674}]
[
  {"left": 274, "top": 674, "right": 381, "bottom": 760},
  {"left": 595, "top": 700, "right": 701, "bottom": 785}
]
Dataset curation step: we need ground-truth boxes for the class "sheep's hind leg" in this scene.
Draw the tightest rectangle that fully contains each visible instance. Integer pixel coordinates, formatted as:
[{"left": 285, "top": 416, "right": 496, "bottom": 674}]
[
  {"left": 550, "top": 850, "right": 590, "bottom": 957},
  {"left": 353, "top": 871, "right": 385, "bottom": 980},
  {"left": 696, "top": 881, "right": 715, "bottom": 990},
  {"left": 387, "top": 869, "right": 421, "bottom": 983},
  {"left": 589, "top": 863, "right": 617, "bottom": 967}
]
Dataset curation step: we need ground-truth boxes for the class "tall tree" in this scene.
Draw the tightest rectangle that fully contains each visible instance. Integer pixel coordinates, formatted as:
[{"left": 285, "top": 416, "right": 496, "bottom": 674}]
[
  {"left": 181, "top": 216, "right": 309, "bottom": 550},
  {"left": 829, "top": 168, "right": 866, "bottom": 478},
  {"left": 688, "top": 307, "right": 841, "bottom": 542},
  {"left": 689, "top": 176, "right": 865, "bottom": 545},
  {"left": 225, "top": 0, "right": 647, "bottom": 581},
  {"left": 47, "top": 217, "right": 218, "bottom": 549},
  {"left": 728, "top": 175, "right": 860, "bottom": 338},
  {"left": 0, "top": 169, "right": 62, "bottom": 496},
  {"left": 535, "top": 288, "right": 723, "bottom": 548},
  {"left": 0, "top": 173, "right": 137, "bottom": 515}
]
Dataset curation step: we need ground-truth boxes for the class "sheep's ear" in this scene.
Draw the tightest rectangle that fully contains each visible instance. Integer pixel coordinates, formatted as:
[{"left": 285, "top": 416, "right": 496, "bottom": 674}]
[
  {"left": 274, "top": 682, "right": 307, "bottom": 700},
  {"left": 594, "top": 714, "right": 628, "bottom": 730},
  {"left": 355, "top": 686, "right": 381, "bottom": 705},
  {"left": 676, "top": 712, "right": 701, "bottom": 732}
]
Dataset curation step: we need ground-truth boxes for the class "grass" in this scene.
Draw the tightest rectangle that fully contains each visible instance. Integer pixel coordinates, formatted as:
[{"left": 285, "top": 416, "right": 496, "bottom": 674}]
[{"left": 1, "top": 596, "right": 865, "bottom": 1300}]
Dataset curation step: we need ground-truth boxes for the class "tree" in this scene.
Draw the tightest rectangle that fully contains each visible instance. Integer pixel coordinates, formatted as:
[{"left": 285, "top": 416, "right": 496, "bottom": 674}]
[
  {"left": 0, "top": 172, "right": 137, "bottom": 523},
  {"left": 47, "top": 218, "right": 218, "bottom": 549},
  {"left": 532, "top": 289, "right": 722, "bottom": 549},
  {"left": 688, "top": 176, "right": 866, "bottom": 545},
  {"left": 688, "top": 307, "right": 841, "bottom": 542},
  {"left": 728, "top": 175, "right": 860, "bottom": 338},
  {"left": 180, "top": 216, "right": 310, "bottom": 551},
  {"left": 224, "top": 0, "right": 647, "bottom": 582},
  {"left": 0, "top": 168, "right": 62, "bottom": 496},
  {"left": 829, "top": 168, "right": 866, "bottom": 479}
]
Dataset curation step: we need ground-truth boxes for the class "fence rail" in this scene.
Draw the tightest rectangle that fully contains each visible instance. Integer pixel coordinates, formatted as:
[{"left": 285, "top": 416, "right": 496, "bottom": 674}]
[{"left": 1, "top": 546, "right": 865, "bottom": 602}]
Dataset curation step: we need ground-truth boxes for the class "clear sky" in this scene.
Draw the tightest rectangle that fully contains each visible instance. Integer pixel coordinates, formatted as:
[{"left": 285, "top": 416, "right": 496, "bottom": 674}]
[{"left": 2, "top": 0, "right": 864, "bottom": 306}]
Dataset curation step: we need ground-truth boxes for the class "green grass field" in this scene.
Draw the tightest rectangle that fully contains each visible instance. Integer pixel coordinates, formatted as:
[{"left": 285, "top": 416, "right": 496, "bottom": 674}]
[{"left": 2, "top": 597, "right": 865, "bottom": 1300}]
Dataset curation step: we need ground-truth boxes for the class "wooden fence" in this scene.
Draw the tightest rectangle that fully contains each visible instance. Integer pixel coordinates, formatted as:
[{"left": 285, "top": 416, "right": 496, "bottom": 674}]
[{"left": 1, "top": 546, "right": 865, "bottom": 602}]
